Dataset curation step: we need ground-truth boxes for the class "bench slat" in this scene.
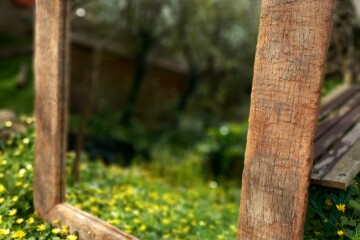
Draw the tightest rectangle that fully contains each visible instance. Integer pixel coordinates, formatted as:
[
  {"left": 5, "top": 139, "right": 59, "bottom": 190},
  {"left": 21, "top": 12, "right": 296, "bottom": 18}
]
[
  {"left": 316, "top": 92, "right": 360, "bottom": 140},
  {"left": 312, "top": 123, "right": 360, "bottom": 186},
  {"left": 318, "top": 85, "right": 358, "bottom": 120},
  {"left": 314, "top": 105, "right": 360, "bottom": 159},
  {"left": 321, "top": 141, "right": 360, "bottom": 189}
]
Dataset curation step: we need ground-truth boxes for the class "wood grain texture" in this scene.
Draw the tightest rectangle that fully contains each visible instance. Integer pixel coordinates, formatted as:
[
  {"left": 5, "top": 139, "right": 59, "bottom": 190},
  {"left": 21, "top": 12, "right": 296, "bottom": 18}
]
[
  {"left": 45, "top": 204, "right": 138, "bottom": 240},
  {"left": 238, "top": 1, "right": 335, "bottom": 239},
  {"left": 321, "top": 140, "right": 360, "bottom": 189},
  {"left": 34, "top": 0, "right": 69, "bottom": 217}
]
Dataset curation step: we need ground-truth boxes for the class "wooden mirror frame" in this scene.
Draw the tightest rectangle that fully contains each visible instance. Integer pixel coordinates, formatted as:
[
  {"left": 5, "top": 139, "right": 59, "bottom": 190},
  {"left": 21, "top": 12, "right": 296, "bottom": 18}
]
[
  {"left": 33, "top": 0, "right": 335, "bottom": 239},
  {"left": 33, "top": 1, "right": 136, "bottom": 239}
]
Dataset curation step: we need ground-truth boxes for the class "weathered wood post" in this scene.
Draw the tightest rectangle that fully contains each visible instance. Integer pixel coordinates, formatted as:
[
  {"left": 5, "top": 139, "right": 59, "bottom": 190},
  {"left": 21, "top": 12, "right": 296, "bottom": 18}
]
[
  {"left": 34, "top": 1, "right": 137, "bottom": 239},
  {"left": 238, "top": 0, "right": 335, "bottom": 239},
  {"left": 34, "top": 0, "right": 69, "bottom": 217}
]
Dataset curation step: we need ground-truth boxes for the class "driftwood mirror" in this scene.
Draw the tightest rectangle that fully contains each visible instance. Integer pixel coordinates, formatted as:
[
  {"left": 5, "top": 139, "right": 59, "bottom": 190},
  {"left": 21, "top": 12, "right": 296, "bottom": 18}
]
[{"left": 33, "top": 0, "right": 335, "bottom": 239}]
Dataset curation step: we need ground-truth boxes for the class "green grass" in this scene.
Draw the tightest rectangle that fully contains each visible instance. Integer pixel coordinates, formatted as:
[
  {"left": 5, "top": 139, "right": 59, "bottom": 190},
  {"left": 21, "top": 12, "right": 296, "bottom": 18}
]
[
  {"left": 0, "top": 121, "right": 240, "bottom": 240},
  {"left": 0, "top": 56, "right": 34, "bottom": 114},
  {"left": 3, "top": 115, "right": 360, "bottom": 239}
]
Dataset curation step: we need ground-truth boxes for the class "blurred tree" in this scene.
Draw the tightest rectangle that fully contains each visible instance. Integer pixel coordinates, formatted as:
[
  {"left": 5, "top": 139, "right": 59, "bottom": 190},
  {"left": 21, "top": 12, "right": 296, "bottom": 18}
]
[
  {"left": 327, "top": 0, "right": 360, "bottom": 85},
  {"left": 164, "top": 0, "right": 260, "bottom": 124},
  {"left": 118, "top": 0, "right": 176, "bottom": 125},
  {"left": 71, "top": 0, "right": 260, "bottom": 124}
]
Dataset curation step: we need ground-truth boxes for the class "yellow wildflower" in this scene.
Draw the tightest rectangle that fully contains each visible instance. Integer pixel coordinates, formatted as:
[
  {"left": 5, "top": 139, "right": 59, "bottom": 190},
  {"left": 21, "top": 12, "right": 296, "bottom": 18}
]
[
  {"left": 162, "top": 234, "right": 171, "bottom": 239},
  {"left": 90, "top": 206, "right": 99, "bottom": 214},
  {"left": 108, "top": 219, "right": 120, "bottom": 225},
  {"left": 52, "top": 219, "right": 61, "bottom": 225},
  {"left": 18, "top": 169, "right": 26, "bottom": 178},
  {"left": 52, "top": 228, "right": 61, "bottom": 234},
  {"left": 26, "top": 217, "right": 35, "bottom": 224},
  {"left": 0, "top": 184, "right": 6, "bottom": 193},
  {"left": 61, "top": 225, "right": 69, "bottom": 234},
  {"left": 67, "top": 234, "right": 78, "bottom": 240},
  {"left": 337, "top": 230, "right": 344, "bottom": 236},
  {"left": 199, "top": 221, "right": 206, "bottom": 226},
  {"left": 11, "top": 230, "right": 26, "bottom": 239},
  {"left": 162, "top": 218, "right": 171, "bottom": 225},
  {"left": 140, "top": 225, "right": 147, "bottom": 231},
  {"left": 16, "top": 218, "right": 24, "bottom": 224},
  {"left": 8, "top": 209, "right": 17, "bottom": 216},
  {"left": 336, "top": 204, "right": 346, "bottom": 212},
  {"left": 26, "top": 117, "right": 33, "bottom": 124},
  {"left": 5, "top": 121, "right": 12, "bottom": 128},
  {"left": 37, "top": 224, "right": 46, "bottom": 231},
  {"left": 325, "top": 199, "right": 332, "bottom": 206},
  {"left": 0, "top": 228, "right": 9, "bottom": 235}
]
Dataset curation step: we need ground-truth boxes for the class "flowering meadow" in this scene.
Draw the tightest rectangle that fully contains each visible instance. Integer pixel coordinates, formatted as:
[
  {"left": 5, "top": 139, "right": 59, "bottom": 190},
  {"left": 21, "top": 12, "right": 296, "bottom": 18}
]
[
  {"left": 0, "top": 118, "right": 77, "bottom": 240},
  {"left": 0, "top": 119, "right": 240, "bottom": 239},
  {"left": 2, "top": 118, "right": 360, "bottom": 239}
]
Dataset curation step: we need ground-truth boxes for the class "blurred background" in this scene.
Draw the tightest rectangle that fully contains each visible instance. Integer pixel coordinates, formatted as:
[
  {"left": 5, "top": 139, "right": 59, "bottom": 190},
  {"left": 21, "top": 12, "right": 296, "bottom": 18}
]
[{"left": 1, "top": 0, "right": 360, "bottom": 186}]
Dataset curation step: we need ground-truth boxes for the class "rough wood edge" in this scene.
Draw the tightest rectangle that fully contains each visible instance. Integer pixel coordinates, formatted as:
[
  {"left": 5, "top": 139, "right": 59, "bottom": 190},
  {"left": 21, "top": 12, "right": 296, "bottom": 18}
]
[
  {"left": 320, "top": 140, "right": 360, "bottom": 189},
  {"left": 45, "top": 203, "right": 138, "bottom": 240}
]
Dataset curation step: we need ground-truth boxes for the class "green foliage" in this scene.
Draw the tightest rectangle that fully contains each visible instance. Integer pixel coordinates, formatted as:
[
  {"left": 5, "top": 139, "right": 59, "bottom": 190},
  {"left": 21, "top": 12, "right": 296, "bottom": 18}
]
[
  {"left": 198, "top": 122, "right": 248, "bottom": 182},
  {"left": 0, "top": 56, "right": 34, "bottom": 114},
  {"left": 6, "top": 117, "right": 360, "bottom": 239},
  {"left": 2, "top": 119, "right": 241, "bottom": 239},
  {"left": 305, "top": 179, "right": 360, "bottom": 240},
  {"left": 321, "top": 78, "right": 344, "bottom": 96},
  {"left": 0, "top": 118, "right": 71, "bottom": 239},
  {"left": 68, "top": 158, "right": 240, "bottom": 239}
]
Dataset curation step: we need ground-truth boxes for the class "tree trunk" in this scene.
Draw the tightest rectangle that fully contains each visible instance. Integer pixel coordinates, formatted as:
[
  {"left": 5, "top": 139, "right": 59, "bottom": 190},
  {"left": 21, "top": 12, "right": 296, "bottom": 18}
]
[
  {"left": 72, "top": 24, "right": 121, "bottom": 183},
  {"left": 71, "top": 47, "right": 101, "bottom": 183},
  {"left": 121, "top": 31, "right": 152, "bottom": 125},
  {"left": 238, "top": 1, "right": 335, "bottom": 239},
  {"left": 343, "top": 63, "right": 353, "bottom": 85},
  {"left": 177, "top": 65, "right": 199, "bottom": 112}
]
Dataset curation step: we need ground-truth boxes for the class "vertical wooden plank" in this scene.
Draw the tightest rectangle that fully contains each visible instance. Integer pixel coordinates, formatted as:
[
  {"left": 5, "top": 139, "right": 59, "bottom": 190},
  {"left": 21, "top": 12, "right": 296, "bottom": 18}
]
[
  {"left": 238, "top": 1, "right": 335, "bottom": 239},
  {"left": 34, "top": 0, "right": 69, "bottom": 217}
]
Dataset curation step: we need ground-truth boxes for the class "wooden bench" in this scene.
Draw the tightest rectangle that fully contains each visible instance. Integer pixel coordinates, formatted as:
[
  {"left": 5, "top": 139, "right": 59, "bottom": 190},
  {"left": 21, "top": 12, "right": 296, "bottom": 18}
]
[{"left": 312, "top": 85, "right": 360, "bottom": 189}]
